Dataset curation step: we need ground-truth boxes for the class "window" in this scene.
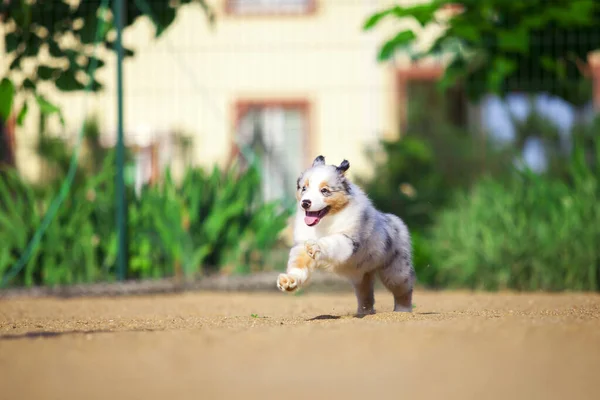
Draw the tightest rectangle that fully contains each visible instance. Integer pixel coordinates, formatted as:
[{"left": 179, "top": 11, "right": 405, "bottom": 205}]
[
  {"left": 405, "top": 80, "right": 467, "bottom": 130},
  {"left": 226, "top": 0, "right": 315, "bottom": 15},
  {"left": 236, "top": 102, "right": 308, "bottom": 202},
  {"left": 130, "top": 144, "right": 157, "bottom": 196},
  {"left": 397, "top": 66, "right": 468, "bottom": 132}
]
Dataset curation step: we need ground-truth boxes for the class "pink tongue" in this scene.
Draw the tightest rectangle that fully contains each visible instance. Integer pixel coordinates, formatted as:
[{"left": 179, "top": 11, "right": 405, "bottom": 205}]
[{"left": 304, "top": 215, "right": 320, "bottom": 226}]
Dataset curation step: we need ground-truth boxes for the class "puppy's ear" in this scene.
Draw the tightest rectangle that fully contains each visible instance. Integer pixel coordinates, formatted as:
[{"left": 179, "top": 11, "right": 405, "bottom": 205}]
[
  {"left": 336, "top": 159, "right": 350, "bottom": 174},
  {"left": 312, "top": 155, "right": 326, "bottom": 167}
]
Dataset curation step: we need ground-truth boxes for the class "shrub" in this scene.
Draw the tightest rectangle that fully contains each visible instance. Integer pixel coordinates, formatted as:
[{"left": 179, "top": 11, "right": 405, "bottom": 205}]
[
  {"left": 128, "top": 160, "right": 292, "bottom": 279},
  {"left": 357, "top": 94, "right": 513, "bottom": 233},
  {"left": 427, "top": 141, "right": 600, "bottom": 291},
  {"left": 0, "top": 154, "right": 292, "bottom": 287}
]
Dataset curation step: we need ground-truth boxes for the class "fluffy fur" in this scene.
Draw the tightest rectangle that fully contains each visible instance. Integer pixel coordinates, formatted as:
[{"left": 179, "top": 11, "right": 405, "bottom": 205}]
[{"left": 277, "top": 155, "right": 416, "bottom": 314}]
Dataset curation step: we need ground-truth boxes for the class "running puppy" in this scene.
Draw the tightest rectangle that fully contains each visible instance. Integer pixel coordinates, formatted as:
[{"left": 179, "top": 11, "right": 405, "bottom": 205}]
[{"left": 277, "top": 155, "right": 416, "bottom": 314}]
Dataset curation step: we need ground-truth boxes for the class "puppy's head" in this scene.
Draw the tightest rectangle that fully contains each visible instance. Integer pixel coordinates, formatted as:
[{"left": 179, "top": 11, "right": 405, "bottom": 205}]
[{"left": 296, "top": 155, "right": 352, "bottom": 227}]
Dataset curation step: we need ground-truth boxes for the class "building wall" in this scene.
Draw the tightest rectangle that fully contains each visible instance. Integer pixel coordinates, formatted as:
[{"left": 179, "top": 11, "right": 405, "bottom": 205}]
[{"left": 2, "top": 0, "right": 445, "bottom": 183}]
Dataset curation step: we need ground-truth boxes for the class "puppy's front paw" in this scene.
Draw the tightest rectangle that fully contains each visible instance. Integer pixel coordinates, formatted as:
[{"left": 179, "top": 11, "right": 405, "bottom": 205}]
[
  {"left": 277, "top": 273, "right": 299, "bottom": 292},
  {"left": 305, "top": 239, "right": 322, "bottom": 260}
]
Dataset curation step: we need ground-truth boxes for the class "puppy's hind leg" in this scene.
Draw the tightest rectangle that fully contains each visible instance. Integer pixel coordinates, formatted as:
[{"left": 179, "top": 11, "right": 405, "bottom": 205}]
[
  {"left": 377, "top": 258, "right": 415, "bottom": 312},
  {"left": 352, "top": 270, "right": 376, "bottom": 315}
]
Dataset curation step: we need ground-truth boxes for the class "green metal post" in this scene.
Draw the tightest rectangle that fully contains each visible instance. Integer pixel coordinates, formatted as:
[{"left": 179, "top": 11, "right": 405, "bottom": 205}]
[{"left": 114, "top": 0, "right": 128, "bottom": 280}]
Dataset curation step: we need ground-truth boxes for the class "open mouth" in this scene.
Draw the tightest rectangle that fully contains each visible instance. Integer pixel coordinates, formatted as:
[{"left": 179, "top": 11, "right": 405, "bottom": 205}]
[{"left": 304, "top": 207, "right": 331, "bottom": 226}]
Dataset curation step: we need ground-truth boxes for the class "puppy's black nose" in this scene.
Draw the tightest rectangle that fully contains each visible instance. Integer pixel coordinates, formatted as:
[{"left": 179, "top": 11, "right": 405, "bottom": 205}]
[{"left": 301, "top": 200, "right": 311, "bottom": 210}]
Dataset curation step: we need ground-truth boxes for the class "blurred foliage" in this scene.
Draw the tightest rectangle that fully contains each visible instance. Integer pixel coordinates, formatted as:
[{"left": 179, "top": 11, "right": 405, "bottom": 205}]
[
  {"left": 0, "top": 120, "right": 291, "bottom": 287},
  {"left": 128, "top": 163, "right": 292, "bottom": 279},
  {"left": 357, "top": 92, "right": 513, "bottom": 232},
  {"left": 0, "top": 79, "right": 15, "bottom": 168},
  {"left": 32, "top": 116, "right": 115, "bottom": 196},
  {"left": 360, "top": 87, "right": 600, "bottom": 291},
  {"left": 0, "top": 78, "right": 14, "bottom": 122},
  {"left": 428, "top": 135, "right": 600, "bottom": 291},
  {"left": 364, "top": 0, "right": 599, "bottom": 105},
  {"left": 0, "top": 0, "right": 214, "bottom": 128}
]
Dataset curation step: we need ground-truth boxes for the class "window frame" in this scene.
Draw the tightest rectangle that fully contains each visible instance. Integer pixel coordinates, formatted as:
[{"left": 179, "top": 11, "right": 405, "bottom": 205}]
[
  {"left": 230, "top": 98, "right": 313, "bottom": 178},
  {"left": 224, "top": 0, "right": 318, "bottom": 17},
  {"left": 396, "top": 65, "right": 445, "bottom": 132}
]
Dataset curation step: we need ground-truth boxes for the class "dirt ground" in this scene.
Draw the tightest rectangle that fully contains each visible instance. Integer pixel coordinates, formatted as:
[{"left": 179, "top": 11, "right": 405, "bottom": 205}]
[{"left": 1, "top": 289, "right": 599, "bottom": 400}]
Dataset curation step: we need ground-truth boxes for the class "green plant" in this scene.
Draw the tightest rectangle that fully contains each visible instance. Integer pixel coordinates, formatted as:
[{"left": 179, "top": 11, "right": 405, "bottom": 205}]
[
  {"left": 0, "top": 79, "right": 15, "bottom": 168},
  {"left": 357, "top": 94, "right": 512, "bottom": 231},
  {"left": 364, "top": 0, "right": 599, "bottom": 106},
  {"left": 0, "top": 150, "right": 292, "bottom": 287},
  {"left": 0, "top": 154, "right": 118, "bottom": 286},
  {"left": 1, "top": 0, "right": 214, "bottom": 128},
  {"left": 356, "top": 98, "right": 510, "bottom": 282},
  {"left": 30, "top": 115, "right": 132, "bottom": 199},
  {"left": 427, "top": 140, "right": 600, "bottom": 291}
]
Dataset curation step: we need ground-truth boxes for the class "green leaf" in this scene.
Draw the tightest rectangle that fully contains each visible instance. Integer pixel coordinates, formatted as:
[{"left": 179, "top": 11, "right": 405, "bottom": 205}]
[
  {"left": 64, "top": 49, "right": 79, "bottom": 63},
  {"left": 48, "top": 41, "right": 62, "bottom": 57},
  {"left": 90, "top": 80, "right": 103, "bottom": 91},
  {"left": 486, "top": 57, "right": 516, "bottom": 95},
  {"left": 548, "top": 2, "right": 595, "bottom": 26},
  {"left": 364, "top": 3, "right": 437, "bottom": 31},
  {"left": 439, "top": 57, "right": 467, "bottom": 90},
  {"left": 77, "top": 14, "right": 102, "bottom": 44},
  {"left": 0, "top": 78, "right": 15, "bottom": 121},
  {"left": 154, "top": 9, "right": 177, "bottom": 37},
  {"left": 16, "top": 101, "right": 28, "bottom": 126},
  {"left": 363, "top": 8, "right": 396, "bottom": 30},
  {"left": 35, "top": 95, "right": 60, "bottom": 115},
  {"left": 23, "top": 34, "right": 43, "bottom": 57},
  {"left": 497, "top": 28, "right": 529, "bottom": 53},
  {"left": 451, "top": 23, "right": 481, "bottom": 44},
  {"left": 124, "top": 47, "right": 135, "bottom": 57},
  {"left": 494, "top": 57, "right": 517, "bottom": 76},
  {"left": 540, "top": 56, "right": 567, "bottom": 80},
  {"left": 85, "top": 56, "right": 106, "bottom": 69},
  {"left": 23, "top": 78, "right": 36, "bottom": 90},
  {"left": 378, "top": 30, "right": 417, "bottom": 61},
  {"left": 401, "top": 3, "right": 439, "bottom": 26},
  {"left": 38, "top": 66, "right": 61, "bottom": 80},
  {"left": 55, "top": 70, "right": 86, "bottom": 92},
  {"left": 9, "top": 55, "right": 22, "bottom": 70},
  {"left": 4, "top": 32, "right": 19, "bottom": 53},
  {"left": 104, "top": 41, "right": 135, "bottom": 57},
  {"left": 540, "top": 56, "right": 556, "bottom": 71},
  {"left": 522, "top": 14, "right": 549, "bottom": 29}
]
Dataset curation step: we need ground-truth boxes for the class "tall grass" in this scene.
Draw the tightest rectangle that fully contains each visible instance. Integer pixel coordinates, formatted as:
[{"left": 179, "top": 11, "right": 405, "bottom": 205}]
[
  {"left": 0, "top": 152, "right": 292, "bottom": 287},
  {"left": 427, "top": 142, "right": 600, "bottom": 291}
]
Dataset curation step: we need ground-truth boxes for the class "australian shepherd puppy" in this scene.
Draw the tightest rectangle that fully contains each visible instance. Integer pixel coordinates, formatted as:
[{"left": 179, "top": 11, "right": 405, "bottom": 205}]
[{"left": 277, "top": 155, "right": 416, "bottom": 314}]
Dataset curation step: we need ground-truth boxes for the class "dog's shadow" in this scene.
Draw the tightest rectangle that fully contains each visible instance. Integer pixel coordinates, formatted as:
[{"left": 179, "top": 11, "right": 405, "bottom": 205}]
[
  {"left": 307, "top": 314, "right": 341, "bottom": 321},
  {"left": 307, "top": 311, "right": 440, "bottom": 321},
  {"left": 306, "top": 314, "right": 371, "bottom": 321},
  {"left": 0, "top": 328, "right": 158, "bottom": 341}
]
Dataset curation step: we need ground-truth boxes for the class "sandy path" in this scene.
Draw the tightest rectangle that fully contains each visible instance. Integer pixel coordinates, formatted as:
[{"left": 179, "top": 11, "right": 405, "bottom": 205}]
[{"left": 1, "top": 289, "right": 599, "bottom": 400}]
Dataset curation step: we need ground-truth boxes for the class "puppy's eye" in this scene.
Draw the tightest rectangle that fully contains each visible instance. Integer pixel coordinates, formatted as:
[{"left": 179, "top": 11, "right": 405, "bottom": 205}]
[
  {"left": 320, "top": 188, "right": 330, "bottom": 195},
  {"left": 301, "top": 186, "right": 307, "bottom": 193}
]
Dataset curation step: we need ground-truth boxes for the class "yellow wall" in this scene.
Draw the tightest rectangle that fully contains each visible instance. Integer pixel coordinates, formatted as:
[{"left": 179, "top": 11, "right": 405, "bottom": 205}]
[{"left": 2, "top": 0, "right": 446, "bottom": 183}]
